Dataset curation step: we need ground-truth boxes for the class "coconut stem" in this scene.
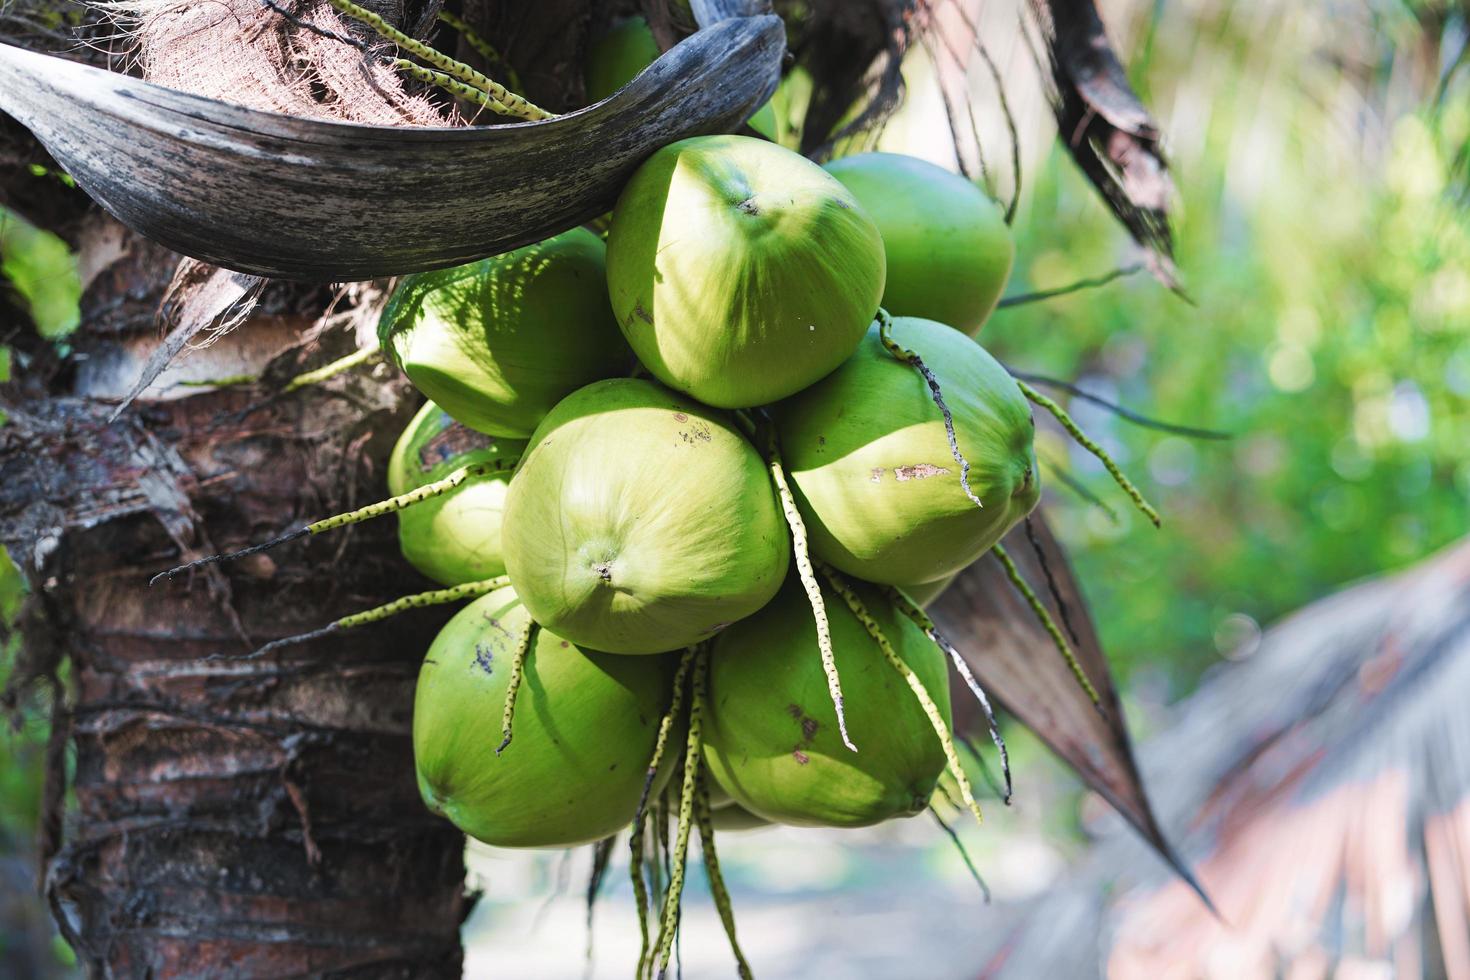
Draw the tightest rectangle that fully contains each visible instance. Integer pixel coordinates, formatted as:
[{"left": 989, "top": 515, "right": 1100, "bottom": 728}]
[
  {"left": 323, "top": 0, "right": 554, "bottom": 120},
  {"left": 875, "top": 308, "right": 984, "bottom": 510},
  {"left": 174, "top": 344, "right": 381, "bottom": 393},
  {"left": 652, "top": 649, "right": 707, "bottom": 979},
  {"left": 1022, "top": 515, "right": 1081, "bottom": 648},
  {"left": 630, "top": 814, "right": 652, "bottom": 976},
  {"left": 762, "top": 422, "right": 857, "bottom": 753},
  {"left": 694, "top": 770, "right": 753, "bottom": 980},
  {"left": 958, "top": 733, "right": 1009, "bottom": 802},
  {"left": 817, "top": 563, "right": 985, "bottom": 828},
  {"left": 632, "top": 647, "right": 695, "bottom": 977},
  {"left": 885, "top": 586, "right": 1013, "bottom": 805},
  {"left": 282, "top": 343, "right": 382, "bottom": 393},
  {"left": 929, "top": 804, "right": 991, "bottom": 902},
  {"left": 1038, "top": 449, "right": 1119, "bottom": 520},
  {"left": 211, "top": 574, "right": 510, "bottom": 660},
  {"left": 639, "top": 648, "right": 697, "bottom": 821},
  {"left": 584, "top": 836, "right": 615, "bottom": 970},
  {"left": 1013, "top": 378, "right": 1162, "bottom": 528},
  {"left": 653, "top": 801, "right": 669, "bottom": 917},
  {"left": 149, "top": 458, "right": 517, "bottom": 585},
  {"left": 337, "top": 575, "right": 509, "bottom": 627},
  {"left": 495, "top": 619, "right": 537, "bottom": 755},
  {"left": 435, "top": 10, "right": 522, "bottom": 90},
  {"left": 391, "top": 60, "right": 511, "bottom": 115},
  {"left": 1006, "top": 369, "right": 1231, "bottom": 440},
  {"left": 310, "top": 458, "right": 519, "bottom": 534},
  {"left": 991, "top": 544, "right": 1101, "bottom": 705}
]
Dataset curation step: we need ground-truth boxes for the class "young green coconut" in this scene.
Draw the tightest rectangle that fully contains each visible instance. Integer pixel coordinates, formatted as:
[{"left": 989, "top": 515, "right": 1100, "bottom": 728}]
[
  {"left": 387, "top": 400, "right": 526, "bottom": 586},
  {"left": 413, "top": 586, "right": 682, "bottom": 848},
  {"left": 584, "top": 16, "right": 663, "bottom": 103},
  {"left": 704, "top": 770, "right": 773, "bottom": 831},
  {"left": 501, "top": 377, "right": 790, "bottom": 654},
  {"left": 585, "top": 15, "right": 781, "bottom": 136},
  {"left": 605, "top": 134, "right": 886, "bottom": 408},
  {"left": 709, "top": 801, "right": 773, "bottom": 832},
  {"left": 825, "top": 152, "right": 1014, "bottom": 336},
  {"left": 701, "top": 574, "right": 952, "bottom": 828},
  {"left": 775, "top": 315, "right": 1040, "bottom": 586},
  {"left": 380, "top": 227, "right": 631, "bottom": 437},
  {"left": 896, "top": 571, "right": 958, "bottom": 608}
]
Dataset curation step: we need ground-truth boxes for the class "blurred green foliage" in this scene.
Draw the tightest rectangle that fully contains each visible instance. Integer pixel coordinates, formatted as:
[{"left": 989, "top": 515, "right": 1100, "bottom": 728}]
[
  {"left": 0, "top": 212, "right": 74, "bottom": 973},
  {"left": 1, "top": 205, "right": 80, "bottom": 338},
  {"left": 982, "top": 6, "right": 1470, "bottom": 689},
  {"left": 0, "top": 545, "right": 46, "bottom": 840}
]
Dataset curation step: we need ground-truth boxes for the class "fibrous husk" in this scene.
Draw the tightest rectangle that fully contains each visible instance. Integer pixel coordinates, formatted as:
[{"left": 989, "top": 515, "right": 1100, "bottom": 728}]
[
  {"left": 107, "top": 0, "right": 456, "bottom": 408},
  {"left": 386, "top": 400, "right": 525, "bottom": 586},
  {"left": 120, "top": 0, "right": 452, "bottom": 124}
]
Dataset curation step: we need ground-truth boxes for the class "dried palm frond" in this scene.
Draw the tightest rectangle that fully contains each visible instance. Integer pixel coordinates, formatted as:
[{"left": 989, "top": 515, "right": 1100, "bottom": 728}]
[{"left": 980, "top": 536, "right": 1470, "bottom": 979}]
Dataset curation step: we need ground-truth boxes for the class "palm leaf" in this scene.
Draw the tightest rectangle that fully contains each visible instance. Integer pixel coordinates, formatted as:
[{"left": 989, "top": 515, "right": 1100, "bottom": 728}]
[{"left": 931, "top": 509, "right": 1204, "bottom": 898}]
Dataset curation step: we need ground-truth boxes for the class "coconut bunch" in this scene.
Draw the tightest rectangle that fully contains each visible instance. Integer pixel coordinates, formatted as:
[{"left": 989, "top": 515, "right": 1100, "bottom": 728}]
[
  {"left": 151, "top": 21, "right": 1163, "bottom": 976},
  {"left": 154, "top": 134, "right": 1156, "bottom": 975},
  {"left": 373, "top": 134, "right": 1037, "bottom": 973}
]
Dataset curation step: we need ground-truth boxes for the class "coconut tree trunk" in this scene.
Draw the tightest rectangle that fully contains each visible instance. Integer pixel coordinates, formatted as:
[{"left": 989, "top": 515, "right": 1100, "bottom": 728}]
[{"left": 0, "top": 191, "right": 468, "bottom": 974}]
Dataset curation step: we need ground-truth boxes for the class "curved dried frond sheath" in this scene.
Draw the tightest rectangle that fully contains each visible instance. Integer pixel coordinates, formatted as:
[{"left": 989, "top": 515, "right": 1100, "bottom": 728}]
[{"left": 0, "top": 13, "right": 784, "bottom": 281}]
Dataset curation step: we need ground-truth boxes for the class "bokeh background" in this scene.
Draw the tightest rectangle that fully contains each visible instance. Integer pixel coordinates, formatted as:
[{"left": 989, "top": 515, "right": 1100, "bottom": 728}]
[{"left": 2, "top": 0, "right": 1467, "bottom": 975}]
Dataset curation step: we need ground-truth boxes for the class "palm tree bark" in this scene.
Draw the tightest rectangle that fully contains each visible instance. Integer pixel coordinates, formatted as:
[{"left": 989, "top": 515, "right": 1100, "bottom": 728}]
[{"left": 1, "top": 194, "right": 467, "bottom": 975}]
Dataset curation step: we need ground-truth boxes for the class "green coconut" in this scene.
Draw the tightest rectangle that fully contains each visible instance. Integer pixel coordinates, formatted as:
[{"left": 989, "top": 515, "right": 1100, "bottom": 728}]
[
  {"left": 605, "top": 135, "right": 886, "bottom": 408},
  {"left": 413, "top": 587, "right": 681, "bottom": 848},
  {"left": 825, "top": 153, "right": 1013, "bottom": 336},
  {"left": 775, "top": 316, "right": 1040, "bottom": 585},
  {"left": 703, "top": 575, "right": 950, "bottom": 828},
  {"left": 896, "top": 572, "right": 958, "bottom": 608},
  {"left": 380, "top": 228, "right": 631, "bottom": 437},
  {"left": 706, "top": 769, "right": 772, "bottom": 831},
  {"left": 585, "top": 16, "right": 663, "bottom": 102},
  {"left": 585, "top": 16, "right": 780, "bottom": 136},
  {"left": 706, "top": 770, "right": 736, "bottom": 809},
  {"left": 501, "top": 378, "right": 790, "bottom": 654},
  {"left": 709, "top": 802, "right": 772, "bottom": 832},
  {"left": 386, "top": 401, "right": 526, "bottom": 586}
]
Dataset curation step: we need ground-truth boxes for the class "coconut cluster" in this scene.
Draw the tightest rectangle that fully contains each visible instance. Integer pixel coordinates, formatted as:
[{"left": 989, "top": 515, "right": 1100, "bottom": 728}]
[{"left": 379, "top": 133, "right": 1033, "bottom": 856}]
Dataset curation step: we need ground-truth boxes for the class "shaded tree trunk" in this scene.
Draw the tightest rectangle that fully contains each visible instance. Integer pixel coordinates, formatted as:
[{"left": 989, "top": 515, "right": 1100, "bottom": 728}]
[{"left": 1, "top": 202, "right": 469, "bottom": 976}]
